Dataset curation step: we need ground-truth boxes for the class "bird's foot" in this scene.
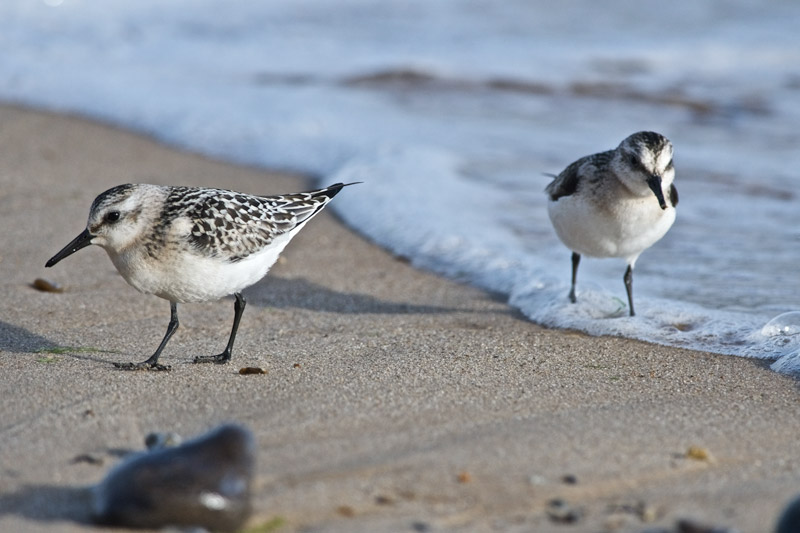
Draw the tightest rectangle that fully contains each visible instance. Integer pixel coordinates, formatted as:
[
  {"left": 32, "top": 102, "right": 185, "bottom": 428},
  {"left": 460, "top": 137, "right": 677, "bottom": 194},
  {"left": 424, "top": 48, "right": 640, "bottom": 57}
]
[
  {"left": 193, "top": 352, "right": 231, "bottom": 365},
  {"left": 113, "top": 361, "right": 171, "bottom": 371},
  {"left": 568, "top": 290, "right": 577, "bottom": 304}
]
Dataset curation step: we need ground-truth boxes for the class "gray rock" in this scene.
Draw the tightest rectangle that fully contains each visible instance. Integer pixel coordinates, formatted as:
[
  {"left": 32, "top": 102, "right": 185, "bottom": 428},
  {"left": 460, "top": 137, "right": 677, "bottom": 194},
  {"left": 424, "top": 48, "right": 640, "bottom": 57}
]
[
  {"left": 92, "top": 424, "right": 255, "bottom": 532},
  {"left": 776, "top": 495, "right": 800, "bottom": 533}
]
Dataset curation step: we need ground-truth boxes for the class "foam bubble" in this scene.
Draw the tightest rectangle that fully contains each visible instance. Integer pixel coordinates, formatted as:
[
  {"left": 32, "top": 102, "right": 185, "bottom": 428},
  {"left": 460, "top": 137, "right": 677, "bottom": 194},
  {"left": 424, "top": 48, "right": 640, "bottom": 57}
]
[{"left": 761, "top": 312, "right": 800, "bottom": 337}]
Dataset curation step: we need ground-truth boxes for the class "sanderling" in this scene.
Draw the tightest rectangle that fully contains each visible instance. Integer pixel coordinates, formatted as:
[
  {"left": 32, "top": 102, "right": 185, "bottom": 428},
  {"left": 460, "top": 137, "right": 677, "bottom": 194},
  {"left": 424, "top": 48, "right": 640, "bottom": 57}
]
[
  {"left": 545, "top": 131, "right": 678, "bottom": 316},
  {"left": 46, "top": 182, "right": 356, "bottom": 370}
]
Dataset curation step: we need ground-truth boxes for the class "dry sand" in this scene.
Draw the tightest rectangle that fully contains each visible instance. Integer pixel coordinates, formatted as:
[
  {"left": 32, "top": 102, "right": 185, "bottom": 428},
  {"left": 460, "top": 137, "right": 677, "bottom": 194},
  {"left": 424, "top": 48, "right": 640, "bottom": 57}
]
[{"left": 0, "top": 104, "right": 799, "bottom": 532}]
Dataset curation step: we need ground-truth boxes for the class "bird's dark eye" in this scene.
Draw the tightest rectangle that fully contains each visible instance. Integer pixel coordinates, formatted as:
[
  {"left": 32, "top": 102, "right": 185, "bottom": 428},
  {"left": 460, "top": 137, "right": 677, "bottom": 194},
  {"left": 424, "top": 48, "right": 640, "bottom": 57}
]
[
  {"left": 105, "top": 211, "right": 121, "bottom": 223},
  {"left": 629, "top": 154, "right": 638, "bottom": 166},
  {"left": 666, "top": 159, "right": 674, "bottom": 171}
]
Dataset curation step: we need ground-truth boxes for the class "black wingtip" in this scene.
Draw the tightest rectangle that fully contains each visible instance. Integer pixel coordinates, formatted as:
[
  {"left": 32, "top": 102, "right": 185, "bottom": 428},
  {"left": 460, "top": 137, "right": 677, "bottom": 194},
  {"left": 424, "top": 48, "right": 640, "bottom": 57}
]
[{"left": 316, "top": 181, "right": 362, "bottom": 200}]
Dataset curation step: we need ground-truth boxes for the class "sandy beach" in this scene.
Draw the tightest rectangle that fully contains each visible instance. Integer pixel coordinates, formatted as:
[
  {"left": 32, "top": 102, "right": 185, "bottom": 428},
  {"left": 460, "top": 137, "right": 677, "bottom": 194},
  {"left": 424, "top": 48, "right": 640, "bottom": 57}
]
[{"left": 1, "top": 104, "right": 799, "bottom": 532}]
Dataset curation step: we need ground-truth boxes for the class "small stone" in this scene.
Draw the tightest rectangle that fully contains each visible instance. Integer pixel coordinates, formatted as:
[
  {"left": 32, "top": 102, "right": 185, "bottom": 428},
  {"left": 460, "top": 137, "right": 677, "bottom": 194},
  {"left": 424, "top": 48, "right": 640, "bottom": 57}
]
[
  {"left": 31, "top": 278, "right": 64, "bottom": 293},
  {"left": 375, "top": 495, "right": 393, "bottom": 505},
  {"left": 92, "top": 424, "right": 255, "bottom": 532},
  {"left": 561, "top": 474, "right": 578, "bottom": 485},
  {"left": 528, "top": 474, "right": 547, "bottom": 486},
  {"left": 239, "top": 367, "right": 267, "bottom": 375},
  {"left": 70, "top": 454, "right": 104, "bottom": 466},
  {"left": 546, "top": 498, "right": 582, "bottom": 524},
  {"left": 608, "top": 500, "right": 661, "bottom": 524},
  {"left": 457, "top": 471, "right": 472, "bottom": 483},
  {"left": 676, "top": 518, "right": 737, "bottom": 533},
  {"left": 336, "top": 505, "right": 355, "bottom": 518},
  {"left": 686, "top": 445, "right": 713, "bottom": 462},
  {"left": 144, "top": 431, "right": 182, "bottom": 450}
]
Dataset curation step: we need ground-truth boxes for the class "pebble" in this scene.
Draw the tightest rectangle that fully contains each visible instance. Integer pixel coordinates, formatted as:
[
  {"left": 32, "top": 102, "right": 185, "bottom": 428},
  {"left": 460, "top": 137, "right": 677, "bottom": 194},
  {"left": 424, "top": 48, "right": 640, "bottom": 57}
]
[
  {"left": 70, "top": 453, "right": 104, "bottom": 466},
  {"left": 144, "top": 431, "right": 183, "bottom": 450},
  {"left": 676, "top": 518, "right": 738, "bottom": 533},
  {"left": 336, "top": 505, "right": 356, "bottom": 518},
  {"left": 686, "top": 445, "right": 713, "bottom": 462},
  {"left": 546, "top": 498, "right": 583, "bottom": 524},
  {"left": 31, "top": 278, "right": 64, "bottom": 293},
  {"left": 607, "top": 500, "right": 660, "bottom": 523},
  {"left": 528, "top": 474, "right": 547, "bottom": 486},
  {"left": 239, "top": 367, "right": 268, "bottom": 375},
  {"left": 375, "top": 495, "right": 394, "bottom": 505},
  {"left": 92, "top": 423, "right": 256, "bottom": 532}
]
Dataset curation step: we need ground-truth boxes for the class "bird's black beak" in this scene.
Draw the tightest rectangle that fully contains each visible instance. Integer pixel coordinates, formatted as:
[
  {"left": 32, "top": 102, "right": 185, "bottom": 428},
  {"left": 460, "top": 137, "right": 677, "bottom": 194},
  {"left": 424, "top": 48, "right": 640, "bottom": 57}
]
[
  {"left": 45, "top": 228, "right": 95, "bottom": 267},
  {"left": 646, "top": 175, "right": 668, "bottom": 210}
]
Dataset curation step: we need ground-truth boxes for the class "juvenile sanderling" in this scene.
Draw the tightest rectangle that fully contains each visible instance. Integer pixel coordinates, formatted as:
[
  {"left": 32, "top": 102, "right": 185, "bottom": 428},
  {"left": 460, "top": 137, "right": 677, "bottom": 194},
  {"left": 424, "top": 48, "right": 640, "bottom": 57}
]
[
  {"left": 46, "top": 182, "right": 357, "bottom": 370},
  {"left": 545, "top": 131, "right": 678, "bottom": 316}
]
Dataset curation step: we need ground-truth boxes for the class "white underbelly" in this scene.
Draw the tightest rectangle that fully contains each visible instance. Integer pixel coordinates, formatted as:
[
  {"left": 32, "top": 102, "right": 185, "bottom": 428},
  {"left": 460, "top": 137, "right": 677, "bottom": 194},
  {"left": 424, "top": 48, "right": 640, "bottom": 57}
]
[
  {"left": 109, "top": 233, "right": 295, "bottom": 303},
  {"left": 548, "top": 195, "right": 675, "bottom": 264},
  {"left": 165, "top": 246, "right": 284, "bottom": 302}
]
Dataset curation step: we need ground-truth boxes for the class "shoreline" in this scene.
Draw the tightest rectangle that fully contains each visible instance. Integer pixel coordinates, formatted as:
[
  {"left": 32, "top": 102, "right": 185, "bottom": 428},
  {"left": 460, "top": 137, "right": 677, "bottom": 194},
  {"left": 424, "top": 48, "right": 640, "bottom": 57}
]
[{"left": 1, "top": 104, "right": 798, "bottom": 532}]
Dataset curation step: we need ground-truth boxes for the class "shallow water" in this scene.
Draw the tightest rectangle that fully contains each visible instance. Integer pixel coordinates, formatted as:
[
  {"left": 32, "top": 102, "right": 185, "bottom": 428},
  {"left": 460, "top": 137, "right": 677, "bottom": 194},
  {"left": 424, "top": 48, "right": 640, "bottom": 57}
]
[{"left": 3, "top": 0, "right": 800, "bottom": 371}]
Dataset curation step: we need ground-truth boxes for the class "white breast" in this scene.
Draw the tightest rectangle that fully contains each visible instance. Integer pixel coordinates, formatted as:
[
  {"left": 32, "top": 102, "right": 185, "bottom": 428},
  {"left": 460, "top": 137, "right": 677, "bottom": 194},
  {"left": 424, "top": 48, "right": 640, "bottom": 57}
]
[
  {"left": 107, "top": 222, "right": 306, "bottom": 303},
  {"left": 548, "top": 193, "right": 675, "bottom": 265}
]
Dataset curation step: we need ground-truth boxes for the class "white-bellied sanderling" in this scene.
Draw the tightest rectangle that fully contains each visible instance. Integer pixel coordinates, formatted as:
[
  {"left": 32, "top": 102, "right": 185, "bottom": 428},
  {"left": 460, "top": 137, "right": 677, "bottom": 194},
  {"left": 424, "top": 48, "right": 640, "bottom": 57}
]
[
  {"left": 545, "top": 131, "right": 677, "bottom": 316},
  {"left": 46, "top": 182, "right": 357, "bottom": 370}
]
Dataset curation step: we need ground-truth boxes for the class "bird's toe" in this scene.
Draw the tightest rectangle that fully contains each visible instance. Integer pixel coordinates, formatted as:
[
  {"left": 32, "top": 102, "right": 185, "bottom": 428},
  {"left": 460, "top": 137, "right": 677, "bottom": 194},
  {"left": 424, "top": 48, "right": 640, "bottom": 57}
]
[{"left": 113, "top": 361, "right": 171, "bottom": 371}]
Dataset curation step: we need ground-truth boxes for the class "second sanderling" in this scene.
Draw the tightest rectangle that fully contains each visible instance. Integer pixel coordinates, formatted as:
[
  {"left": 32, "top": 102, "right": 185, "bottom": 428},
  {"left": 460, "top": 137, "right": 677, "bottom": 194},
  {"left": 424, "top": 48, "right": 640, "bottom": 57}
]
[
  {"left": 46, "top": 182, "right": 357, "bottom": 370},
  {"left": 545, "top": 131, "right": 678, "bottom": 316}
]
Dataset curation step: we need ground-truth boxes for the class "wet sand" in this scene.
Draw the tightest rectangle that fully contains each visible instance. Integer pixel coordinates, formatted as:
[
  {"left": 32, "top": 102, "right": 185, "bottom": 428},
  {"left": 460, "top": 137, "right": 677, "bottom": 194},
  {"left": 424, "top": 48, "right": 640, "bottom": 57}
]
[{"left": 0, "top": 105, "right": 798, "bottom": 532}]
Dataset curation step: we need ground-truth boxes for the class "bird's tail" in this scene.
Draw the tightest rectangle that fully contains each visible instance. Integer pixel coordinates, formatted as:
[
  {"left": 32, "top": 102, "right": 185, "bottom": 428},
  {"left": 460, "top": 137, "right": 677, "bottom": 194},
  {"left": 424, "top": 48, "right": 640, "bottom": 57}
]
[
  {"left": 280, "top": 182, "right": 361, "bottom": 225},
  {"left": 309, "top": 181, "right": 362, "bottom": 201}
]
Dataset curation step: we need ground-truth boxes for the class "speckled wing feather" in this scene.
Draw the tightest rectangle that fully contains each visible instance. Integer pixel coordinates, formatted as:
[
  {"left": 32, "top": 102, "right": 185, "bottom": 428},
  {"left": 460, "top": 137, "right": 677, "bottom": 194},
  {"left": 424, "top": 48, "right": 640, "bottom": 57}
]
[
  {"left": 545, "top": 150, "right": 614, "bottom": 201},
  {"left": 545, "top": 159, "right": 582, "bottom": 201},
  {"left": 177, "top": 183, "right": 345, "bottom": 262}
]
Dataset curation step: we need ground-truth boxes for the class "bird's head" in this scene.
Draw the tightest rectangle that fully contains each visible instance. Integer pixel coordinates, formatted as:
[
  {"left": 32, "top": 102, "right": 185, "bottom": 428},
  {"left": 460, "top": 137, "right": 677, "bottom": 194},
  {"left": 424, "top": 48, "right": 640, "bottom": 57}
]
[
  {"left": 46, "top": 184, "right": 161, "bottom": 267},
  {"left": 614, "top": 131, "right": 674, "bottom": 209}
]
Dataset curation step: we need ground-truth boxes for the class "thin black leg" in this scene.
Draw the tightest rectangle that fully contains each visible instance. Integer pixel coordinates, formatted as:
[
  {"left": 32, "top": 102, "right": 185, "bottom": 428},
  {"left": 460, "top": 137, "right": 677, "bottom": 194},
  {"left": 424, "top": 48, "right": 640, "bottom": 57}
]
[
  {"left": 569, "top": 252, "right": 581, "bottom": 303},
  {"left": 194, "top": 292, "right": 246, "bottom": 364},
  {"left": 114, "top": 302, "right": 178, "bottom": 371},
  {"left": 624, "top": 265, "right": 635, "bottom": 317}
]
